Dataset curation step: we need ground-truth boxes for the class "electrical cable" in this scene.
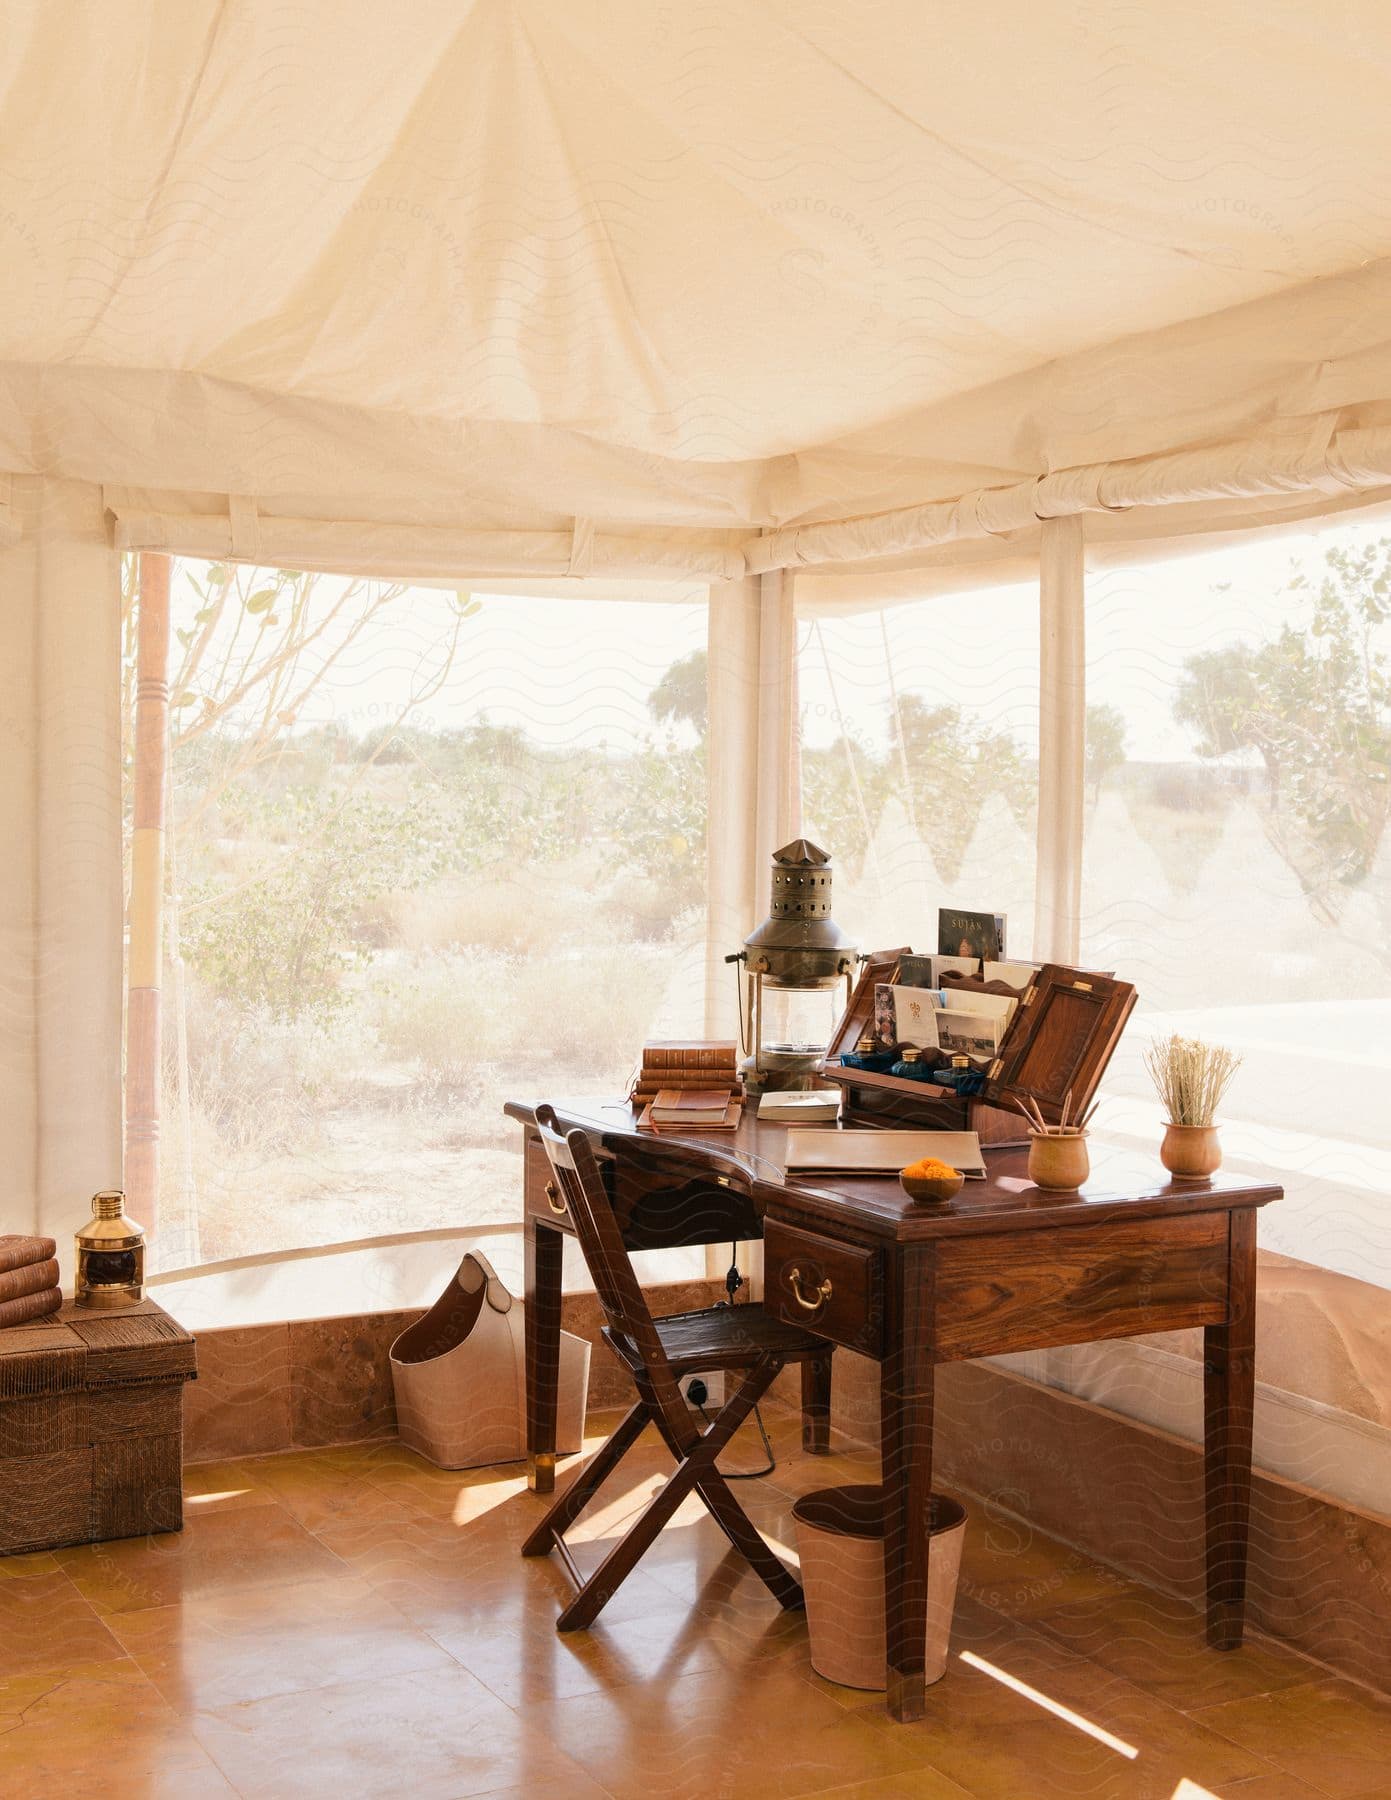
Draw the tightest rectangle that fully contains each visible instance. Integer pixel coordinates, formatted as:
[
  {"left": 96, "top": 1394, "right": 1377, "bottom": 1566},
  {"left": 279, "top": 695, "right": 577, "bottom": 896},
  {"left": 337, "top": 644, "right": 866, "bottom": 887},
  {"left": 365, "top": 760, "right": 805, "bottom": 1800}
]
[{"left": 688, "top": 1239, "right": 776, "bottom": 1479}]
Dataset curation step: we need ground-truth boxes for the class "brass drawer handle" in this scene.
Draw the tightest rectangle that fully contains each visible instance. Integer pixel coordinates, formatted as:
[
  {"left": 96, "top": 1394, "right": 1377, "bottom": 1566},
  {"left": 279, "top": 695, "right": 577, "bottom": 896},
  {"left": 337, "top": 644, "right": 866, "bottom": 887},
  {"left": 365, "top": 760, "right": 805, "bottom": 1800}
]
[
  {"left": 786, "top": 1265, "right": 832, "bottom": 1313},
  {"left": 544, "top": 1181, "right": 567, "bottom": 1216}
]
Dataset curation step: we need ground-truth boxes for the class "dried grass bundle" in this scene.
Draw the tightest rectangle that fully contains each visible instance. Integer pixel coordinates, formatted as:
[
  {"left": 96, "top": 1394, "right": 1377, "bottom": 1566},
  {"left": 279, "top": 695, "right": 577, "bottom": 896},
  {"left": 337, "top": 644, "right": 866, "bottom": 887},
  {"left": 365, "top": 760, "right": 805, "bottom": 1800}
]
[{"left": 1143, "top": 1033, "right": 1242, "bottom": 1127}]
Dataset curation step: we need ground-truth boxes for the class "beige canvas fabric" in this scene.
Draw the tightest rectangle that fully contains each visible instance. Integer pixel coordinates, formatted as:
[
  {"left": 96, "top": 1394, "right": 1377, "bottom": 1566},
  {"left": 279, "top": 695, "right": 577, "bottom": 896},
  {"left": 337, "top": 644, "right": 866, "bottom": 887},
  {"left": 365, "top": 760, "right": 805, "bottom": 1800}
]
[
  {"left": 0, "top": 9, "right": 1384, "bottom": 1514},
  {"left": 1, "top": 3, "right": 1390, "bottom": 567}
]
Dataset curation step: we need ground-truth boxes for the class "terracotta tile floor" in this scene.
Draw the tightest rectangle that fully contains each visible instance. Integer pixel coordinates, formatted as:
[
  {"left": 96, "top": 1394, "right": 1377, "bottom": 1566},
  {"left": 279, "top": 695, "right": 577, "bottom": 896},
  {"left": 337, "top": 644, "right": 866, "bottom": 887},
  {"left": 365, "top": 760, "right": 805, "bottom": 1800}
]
[{"left": 2, "top": 1410, "right": 1388, "bottom": 1799}]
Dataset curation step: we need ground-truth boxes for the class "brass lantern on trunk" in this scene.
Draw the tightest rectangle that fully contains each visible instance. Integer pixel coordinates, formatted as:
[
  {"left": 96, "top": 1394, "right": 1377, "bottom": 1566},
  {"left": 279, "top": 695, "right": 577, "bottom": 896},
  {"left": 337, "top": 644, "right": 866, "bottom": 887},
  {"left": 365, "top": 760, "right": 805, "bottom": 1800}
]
[
  {"left": 75, "top": 1190, "right": 147, "bottom": 1309},
  {"left": 728, "top": 840, "right": 859, "bottom": 1092}
]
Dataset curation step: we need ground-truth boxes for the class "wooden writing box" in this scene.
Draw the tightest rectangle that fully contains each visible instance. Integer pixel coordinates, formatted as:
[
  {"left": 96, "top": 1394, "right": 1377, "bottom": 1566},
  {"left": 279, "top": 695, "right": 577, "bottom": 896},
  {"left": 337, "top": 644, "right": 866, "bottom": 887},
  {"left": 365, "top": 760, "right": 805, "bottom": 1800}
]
[
  {"left": 822, "top": 950, "right": 1137, "bottom": 1142},
  {"left": 0, "top": 1298, "right": 197, "bottom": 1555}
]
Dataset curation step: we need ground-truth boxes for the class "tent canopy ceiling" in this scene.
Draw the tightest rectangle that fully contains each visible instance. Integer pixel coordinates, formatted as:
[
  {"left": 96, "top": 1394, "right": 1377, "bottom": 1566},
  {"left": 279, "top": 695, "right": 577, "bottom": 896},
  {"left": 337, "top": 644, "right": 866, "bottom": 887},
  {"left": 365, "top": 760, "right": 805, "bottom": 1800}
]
[{"left": 3, "top": 2, "right": 1391, "bottom": 537}]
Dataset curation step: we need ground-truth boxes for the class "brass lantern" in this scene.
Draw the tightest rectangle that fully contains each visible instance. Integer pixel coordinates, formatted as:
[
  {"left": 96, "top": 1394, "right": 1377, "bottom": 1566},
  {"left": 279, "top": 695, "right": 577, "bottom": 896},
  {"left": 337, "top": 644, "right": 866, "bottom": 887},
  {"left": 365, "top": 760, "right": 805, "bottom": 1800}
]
[
  {"left": 728, "top": 840, "right": 859, "bottom": 1092},
  {"left": 75, "top": 1190, "right": 147, "bottom": 1309}
]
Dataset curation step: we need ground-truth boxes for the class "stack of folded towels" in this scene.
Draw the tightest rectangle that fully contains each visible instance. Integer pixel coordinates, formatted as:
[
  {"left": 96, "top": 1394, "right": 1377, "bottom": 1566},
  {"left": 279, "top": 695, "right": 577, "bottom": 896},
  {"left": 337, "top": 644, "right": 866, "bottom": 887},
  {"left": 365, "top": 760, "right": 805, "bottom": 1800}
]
[{"left": 0, "top": 1235, "right": 62, "bottom": 1327}]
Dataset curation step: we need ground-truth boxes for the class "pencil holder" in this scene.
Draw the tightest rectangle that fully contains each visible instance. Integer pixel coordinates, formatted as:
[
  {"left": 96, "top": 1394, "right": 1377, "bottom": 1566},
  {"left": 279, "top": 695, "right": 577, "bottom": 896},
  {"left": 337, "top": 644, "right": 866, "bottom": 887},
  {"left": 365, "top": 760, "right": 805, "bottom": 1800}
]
[{"left": 1027, "top": 1130, "right": 1090, "bottom": 1192}]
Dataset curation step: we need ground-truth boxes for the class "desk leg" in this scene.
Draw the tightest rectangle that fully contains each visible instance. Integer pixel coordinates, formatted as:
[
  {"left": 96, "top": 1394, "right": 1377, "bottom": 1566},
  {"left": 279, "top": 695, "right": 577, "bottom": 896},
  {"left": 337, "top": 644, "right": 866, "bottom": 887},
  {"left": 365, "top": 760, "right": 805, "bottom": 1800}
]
[
  {"left": 801, "top": 1354, "right": 832, "bottom": 1455},
  {"left": 525, "top": 1216, "right": 565, "bottom": 1494},
  {"left": 881, "top": 1244, "right": 936, "bottom": 1722},
  {"left": 1205, "top": 1208, "right": 1256, "bottom": 1648}
]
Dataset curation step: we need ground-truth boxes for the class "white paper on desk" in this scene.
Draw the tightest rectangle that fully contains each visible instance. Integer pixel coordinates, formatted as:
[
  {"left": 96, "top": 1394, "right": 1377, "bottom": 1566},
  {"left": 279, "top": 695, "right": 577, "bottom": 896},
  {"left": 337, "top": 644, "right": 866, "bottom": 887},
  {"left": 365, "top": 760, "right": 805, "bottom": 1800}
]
[
  {"left": 757, "top": 1090, "right": 841, "bottom": 1122},
  {"left": 783, "top": 1128, "right": 986, "bottom": 1177}
]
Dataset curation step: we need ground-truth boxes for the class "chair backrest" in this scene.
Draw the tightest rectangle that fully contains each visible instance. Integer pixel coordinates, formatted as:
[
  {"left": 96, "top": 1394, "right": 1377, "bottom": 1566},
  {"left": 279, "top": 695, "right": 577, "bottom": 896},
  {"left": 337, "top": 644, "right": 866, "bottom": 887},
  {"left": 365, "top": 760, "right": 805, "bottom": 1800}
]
[{"left": 534, "top": 1106, "right": 671, "bottom": 1387}]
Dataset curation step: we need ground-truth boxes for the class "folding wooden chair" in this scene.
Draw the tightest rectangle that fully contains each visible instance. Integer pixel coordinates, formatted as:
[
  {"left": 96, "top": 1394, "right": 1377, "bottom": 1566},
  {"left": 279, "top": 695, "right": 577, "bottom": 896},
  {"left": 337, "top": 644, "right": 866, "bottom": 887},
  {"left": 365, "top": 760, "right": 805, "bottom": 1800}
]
[{"left": 521, "top": 1104, "right": 833, "bottom": 1631}]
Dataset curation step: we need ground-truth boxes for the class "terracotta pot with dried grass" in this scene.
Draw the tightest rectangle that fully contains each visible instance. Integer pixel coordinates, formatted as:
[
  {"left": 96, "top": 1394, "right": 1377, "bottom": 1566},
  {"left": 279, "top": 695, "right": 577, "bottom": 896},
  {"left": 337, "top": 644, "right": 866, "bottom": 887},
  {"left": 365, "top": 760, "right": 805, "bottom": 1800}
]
[{"left": 1143, "top": 1034, "right": 1243, "bottom": 1180}]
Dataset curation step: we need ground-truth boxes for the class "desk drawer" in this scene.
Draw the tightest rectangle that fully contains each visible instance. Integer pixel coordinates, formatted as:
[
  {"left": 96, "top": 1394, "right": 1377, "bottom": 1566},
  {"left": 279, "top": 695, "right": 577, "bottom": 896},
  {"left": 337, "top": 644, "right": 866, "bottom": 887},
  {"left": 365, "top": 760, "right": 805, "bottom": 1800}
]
[
  {"left": 524, "top": 1136, "right": 575, "bottom": 1228},
  {"left": 764, "top": 1220, "right": 883, "bottom": 1356},
  {"left": 933, "top": 1211, "right": 1229, "bottom": 1360}
]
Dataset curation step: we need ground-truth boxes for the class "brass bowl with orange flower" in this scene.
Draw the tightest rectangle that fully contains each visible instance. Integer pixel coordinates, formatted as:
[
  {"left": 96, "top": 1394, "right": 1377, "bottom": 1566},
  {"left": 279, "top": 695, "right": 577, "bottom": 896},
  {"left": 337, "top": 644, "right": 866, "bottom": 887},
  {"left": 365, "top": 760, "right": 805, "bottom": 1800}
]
[{"left": 899, "top": 1157, "right": 964, "bottom": 1204}]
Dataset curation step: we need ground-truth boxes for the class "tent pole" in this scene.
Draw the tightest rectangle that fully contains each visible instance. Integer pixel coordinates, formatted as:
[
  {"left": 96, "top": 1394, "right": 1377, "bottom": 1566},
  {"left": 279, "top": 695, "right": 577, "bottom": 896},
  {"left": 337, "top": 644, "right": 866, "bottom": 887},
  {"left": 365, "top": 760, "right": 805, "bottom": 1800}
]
[
  {"left": 755, "top": 569, "right": 799, "bottom": 862},
  {"left": 126, "top": 552, "right": 171, "bottom": 1231},
  {"left": 1034, "top": 517, "right": 1085, "bottom": 962},
  {"left": 705, "top": 575, "right": 762, "bottom": 1036}
]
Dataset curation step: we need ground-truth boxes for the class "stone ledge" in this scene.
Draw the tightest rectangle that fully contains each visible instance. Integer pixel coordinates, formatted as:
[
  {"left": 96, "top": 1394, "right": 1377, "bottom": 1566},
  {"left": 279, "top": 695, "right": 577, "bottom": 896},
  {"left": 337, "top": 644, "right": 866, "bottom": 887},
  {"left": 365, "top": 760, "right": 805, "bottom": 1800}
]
[{"left": 182, "top": 1279, "right": 723, "bottom": 1462}]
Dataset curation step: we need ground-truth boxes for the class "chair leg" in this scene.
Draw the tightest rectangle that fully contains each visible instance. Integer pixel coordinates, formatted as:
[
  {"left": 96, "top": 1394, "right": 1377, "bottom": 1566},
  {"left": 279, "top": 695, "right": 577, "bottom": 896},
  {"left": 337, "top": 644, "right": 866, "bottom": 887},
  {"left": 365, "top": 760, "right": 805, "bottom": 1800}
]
[
  {"left": 681, "top": 1361, "right": 803, "bottom": 1610},
  {"left": 802, "top": 1351, "right": 832, "bottom": 1454},
  {"left": 541, "top": 1358, "right": 803, "bottom": 1631},
  {"left": 556, "top": 1453, "right": 705, "bottom": 1631},
  {"left": 695, "top": 1466, "right": 803, "bottom": 1609},
  {"left": 521, "top": 1400, "right": 650, "bottom": 1557}
]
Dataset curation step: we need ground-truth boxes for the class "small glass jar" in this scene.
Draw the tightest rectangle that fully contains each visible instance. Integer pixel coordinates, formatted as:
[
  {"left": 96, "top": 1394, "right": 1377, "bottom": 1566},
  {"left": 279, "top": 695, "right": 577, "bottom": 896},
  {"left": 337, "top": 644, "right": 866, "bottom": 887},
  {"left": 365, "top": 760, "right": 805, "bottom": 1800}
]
[
  {"left": 841, "top": 1033, "right": 899, "bottom": 1073},
  {"left": 925, "top": 1053, "right": 981, "bottom": 1095},
  {"left": 75, "top": 1190, "right": 146, "bottom": 1309},
  {"left": 889, "top": 1047, "right": 934, "bottom": 1082}
]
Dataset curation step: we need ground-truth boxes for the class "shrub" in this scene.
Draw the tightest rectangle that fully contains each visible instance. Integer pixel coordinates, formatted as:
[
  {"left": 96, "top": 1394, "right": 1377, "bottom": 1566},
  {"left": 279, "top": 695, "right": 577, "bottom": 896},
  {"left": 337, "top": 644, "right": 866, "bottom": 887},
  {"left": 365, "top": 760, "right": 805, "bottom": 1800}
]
[
  {"left": 182, "top": 785, "right": 448, "bottom": 1019},
  {"left": 369, "top": 951, "right": 509, "bottom": 1094},
  {"left": 1147, "top": 764, "right": 1233, "bottom": 814},
  {"left": 171, "top": 988, "right": 359, "bottom": 1156},
  {"left": 387, "top": 877, "right": 579, "bottom": 957},
  {"left": 508, "top": 943, "right": 669, "bottom": 1068}
]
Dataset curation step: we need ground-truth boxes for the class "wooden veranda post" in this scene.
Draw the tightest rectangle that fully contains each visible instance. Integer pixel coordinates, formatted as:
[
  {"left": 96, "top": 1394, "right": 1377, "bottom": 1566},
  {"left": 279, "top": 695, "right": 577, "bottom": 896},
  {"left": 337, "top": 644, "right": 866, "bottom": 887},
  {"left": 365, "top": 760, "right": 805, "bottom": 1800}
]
[
  {"left": 1035, "top": 514, "right": 1085, "bottom": 962},
  {"left": 125, "top": 552, "right": 172, "bottom": 1231}
]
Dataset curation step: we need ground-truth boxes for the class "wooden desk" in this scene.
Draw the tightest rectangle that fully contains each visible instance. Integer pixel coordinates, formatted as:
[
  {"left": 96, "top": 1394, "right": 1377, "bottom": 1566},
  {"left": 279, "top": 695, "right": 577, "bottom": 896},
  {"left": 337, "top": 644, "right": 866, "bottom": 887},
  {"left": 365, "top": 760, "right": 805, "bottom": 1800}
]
[{"left": 507, "top": 1097, "right": 1281, "bottom": 1722}]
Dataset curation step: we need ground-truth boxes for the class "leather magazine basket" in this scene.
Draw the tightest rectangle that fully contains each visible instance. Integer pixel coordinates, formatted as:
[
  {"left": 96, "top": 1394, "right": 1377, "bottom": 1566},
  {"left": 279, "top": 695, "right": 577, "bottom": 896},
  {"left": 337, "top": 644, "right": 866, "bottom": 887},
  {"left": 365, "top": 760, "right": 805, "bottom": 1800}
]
[{"left": 390, "top": 1251, "right": 589, "bottom": 1469}]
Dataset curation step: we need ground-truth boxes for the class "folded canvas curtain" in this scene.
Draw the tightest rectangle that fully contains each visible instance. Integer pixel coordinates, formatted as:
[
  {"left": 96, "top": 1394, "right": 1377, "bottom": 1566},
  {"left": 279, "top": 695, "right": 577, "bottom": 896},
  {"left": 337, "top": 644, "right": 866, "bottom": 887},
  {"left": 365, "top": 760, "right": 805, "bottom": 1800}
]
[
  {"left": 99, "top": 408, "right": 1391, "bottom": 590},
  {"left": 744, "top": 418, "right": 1391, "bottom": 575},
  {"left": 104, "top": 500, "right": 747, "bottom": 583}
]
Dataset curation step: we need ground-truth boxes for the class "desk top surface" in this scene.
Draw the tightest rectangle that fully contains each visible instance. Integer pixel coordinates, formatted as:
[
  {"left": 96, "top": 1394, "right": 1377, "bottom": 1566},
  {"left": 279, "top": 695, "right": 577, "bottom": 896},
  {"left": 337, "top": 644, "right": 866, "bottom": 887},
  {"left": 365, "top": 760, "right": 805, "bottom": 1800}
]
[{"left": 505, "top": 1097, "right": 1283, "bottom": 1242}]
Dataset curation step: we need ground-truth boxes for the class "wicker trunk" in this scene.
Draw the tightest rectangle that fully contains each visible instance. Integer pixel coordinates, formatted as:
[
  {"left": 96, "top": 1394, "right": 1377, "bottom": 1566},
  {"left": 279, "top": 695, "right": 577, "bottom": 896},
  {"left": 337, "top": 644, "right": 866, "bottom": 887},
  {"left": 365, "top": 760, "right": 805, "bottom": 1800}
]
[{"left": 0, "top": 1298, "right": 197, "bottom": 1554}]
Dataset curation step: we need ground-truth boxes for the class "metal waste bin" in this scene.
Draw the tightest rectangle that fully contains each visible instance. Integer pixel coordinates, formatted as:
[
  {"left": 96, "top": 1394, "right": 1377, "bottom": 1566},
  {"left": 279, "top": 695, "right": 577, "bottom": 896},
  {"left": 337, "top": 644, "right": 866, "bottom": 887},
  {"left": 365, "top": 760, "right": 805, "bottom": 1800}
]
[{"left": 792, "top": 1484, "right": 967, "bottom": 1690}]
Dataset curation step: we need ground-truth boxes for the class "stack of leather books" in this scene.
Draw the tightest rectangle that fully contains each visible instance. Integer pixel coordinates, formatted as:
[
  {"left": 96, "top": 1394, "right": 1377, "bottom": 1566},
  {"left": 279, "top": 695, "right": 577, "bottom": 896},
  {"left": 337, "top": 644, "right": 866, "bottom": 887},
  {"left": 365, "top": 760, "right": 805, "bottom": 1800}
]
[
  {"left": 0, "top": 1236, "right": 62, "bottom": 1327},
  {"left": 631, "top": 1040, "right": 742, "bottom": 1133}
]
